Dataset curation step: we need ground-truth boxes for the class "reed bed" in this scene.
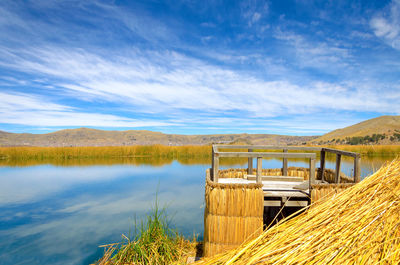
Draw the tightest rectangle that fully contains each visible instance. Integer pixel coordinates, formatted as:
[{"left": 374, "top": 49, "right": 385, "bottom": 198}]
[
  {"left": 196, "top": 158, "right": 400, "bottom": 264},
  {"left": 0, "top": 145, "right": 211, "bottom": 160},
  {"left": 329, "top": 144, "right": 400, "bottom": 156}
]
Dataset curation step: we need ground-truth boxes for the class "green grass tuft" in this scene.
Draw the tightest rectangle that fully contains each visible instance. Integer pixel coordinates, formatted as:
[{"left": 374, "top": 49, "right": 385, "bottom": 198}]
[{"left": 96, "top": 202, "right": 198, "bottom": 265}]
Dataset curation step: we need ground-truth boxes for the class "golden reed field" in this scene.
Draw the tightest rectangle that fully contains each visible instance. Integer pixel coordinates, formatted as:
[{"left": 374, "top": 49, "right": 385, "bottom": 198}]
[{"left": 1, "top": 144, "right": 399, "bottom": 160}]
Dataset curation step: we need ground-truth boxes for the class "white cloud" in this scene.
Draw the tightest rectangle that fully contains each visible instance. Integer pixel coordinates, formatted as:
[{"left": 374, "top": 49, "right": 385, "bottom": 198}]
[
  {"left": 0, "top": 92, "right": 174, "bottom": 128},
  {"left": 273, "top": 28, "right": 350, "bottom": 70},
  {"left": 1, "top": 46, "right": 399, "bottom": 126},
  {"left": 370, "top": 0, "right": 400, "bottom": 50}
]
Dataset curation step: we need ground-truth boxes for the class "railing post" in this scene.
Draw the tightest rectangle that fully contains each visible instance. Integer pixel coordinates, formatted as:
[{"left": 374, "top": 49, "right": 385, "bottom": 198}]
[
  {"left": 335, "top": 154, "right": 342, "bottom": 183},
  {"left": 213, "top": 153, "right": 219, "bottom": 183},
  {"left": 248, "top": 148, "right": 253, "bottom": 175},
  {"left": 211, "top": 146, "right": 215, "bottom": 181},
  {"left": 283, "top": 148, "right": 288, "bottom": 176},
  {"left": 320, "top": 150, "right": 326, "bottom": 182},
  {"left": 354, "top": 155, "right": 361, "bottom": 183},
  {"left": 256, "top": 157, "right": 262, "bottom": 184},
  {"left": 310, "top": 157, "right": 316, "bottom": 185}
]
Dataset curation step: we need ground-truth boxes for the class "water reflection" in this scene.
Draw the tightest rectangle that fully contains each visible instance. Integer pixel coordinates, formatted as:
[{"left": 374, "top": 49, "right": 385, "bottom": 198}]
[
  {"left": 0, "top": 162, "right": 206, "bottom": 265},
  {"left": 0, "top": 155, "right": 395, "bottom": 265}
]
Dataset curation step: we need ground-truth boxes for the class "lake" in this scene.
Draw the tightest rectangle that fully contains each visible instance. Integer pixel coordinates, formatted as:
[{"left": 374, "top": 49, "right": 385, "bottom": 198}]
[{"left": 0, "top": 155, "right": 394, "bottom": 265}]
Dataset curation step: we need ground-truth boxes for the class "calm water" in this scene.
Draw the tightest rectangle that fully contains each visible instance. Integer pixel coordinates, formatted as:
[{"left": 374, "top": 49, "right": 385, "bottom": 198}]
[{"left": 0, "top": 155, "right": 394, "bottom": 265}]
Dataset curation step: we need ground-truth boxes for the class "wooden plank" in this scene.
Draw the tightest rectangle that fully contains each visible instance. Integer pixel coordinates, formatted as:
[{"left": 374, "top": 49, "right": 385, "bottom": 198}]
[
  {"left": 248, "top": 148, "right": 253, "bottom": 175},
  {"left": 323, "top": 148, "right": 358, "bottom": 158},
  {"left": 263, "top": 201, "right": 281, "bottom": 207},
  {"left": 216, "top": 152, "right": 316, "bottom": 159},
  {"left": 310, "top": 158, "right": 316, "bottom": 185},
  {"left": 354, "top": 155, "right": 361, "bottom": 183},
  {"left": 213, "top": 145, "right": 322, "bottom": 151},
  {"left": 335, "top": 154, "right": 342, "bottom": 183},
  {"left": 247, "top": 175, "right": 303, "bottom": 182},
  {"left": 283, "top": 148, "right": 288, "bottom": 176},
  {"left": 263, "top": 191, "right": 309, "bottom": 197},
  {"left": 213, "top": 153, "right": 219, "bottom": 183},
  {"left": 256, "top": 157, "right": 262, "bottom": 184},
  {"left": 284, "top": 200, "right": 309, "bottom": 207},
  {"left": 320, "top": 150, "right": 326, "bottom": 182}
]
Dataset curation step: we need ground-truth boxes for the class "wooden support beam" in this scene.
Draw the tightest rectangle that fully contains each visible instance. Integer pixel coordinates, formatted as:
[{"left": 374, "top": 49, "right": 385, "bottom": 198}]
[
  {"left": 310, "top": 157, "right": 316, "bottom": 185},
  {"left": 213, "top": 153, "right": 219, "bottom": 183},
  {"left": 256, "top": 157, "right": 262, "bottom": 184},
  {"left": 320, "top": 150, "right": 326, "bottom": 182},
  {"left": 213, "top": 145, "right": 322, "bottom": 151},
  {"left": 323, "top": 148, "right": 358, "bottom": 158},
  {"left": 283, "top": 148, "right": 288, "bottom": 176},
  {"left": 216, "top": 152, "right": 316, "bottom": 159},
  {"left": 354, "top": 155, "right": 361, "bottom": 183},
  {"left": 248, "top": 148, "right": 253, "bottom": 175},
  {"left": 335, "top": 154, "right": 342, "bottom": 183}
]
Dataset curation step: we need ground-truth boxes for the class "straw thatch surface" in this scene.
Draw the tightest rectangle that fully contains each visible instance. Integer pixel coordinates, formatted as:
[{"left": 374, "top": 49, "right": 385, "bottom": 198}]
[
  {"left": 218, "top": 167, "right": 353, "bottom": 183},
  {"left": 204, "top": 169, "right": 264, "bottom": 257},
  {"left": 197, "top": 159, "right": 400, "bottom": 264}
]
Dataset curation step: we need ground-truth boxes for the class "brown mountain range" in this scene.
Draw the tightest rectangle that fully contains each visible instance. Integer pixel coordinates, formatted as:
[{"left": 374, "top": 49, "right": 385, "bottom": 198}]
[
  {"left": 312, "top": 115, "right": 400, "bottom": 144},
  {"left": 0, "top": 128, "right": 316, "bottom": 147},
  {"left": 1, "top": 115, "right": 399, "bottom": 147}
]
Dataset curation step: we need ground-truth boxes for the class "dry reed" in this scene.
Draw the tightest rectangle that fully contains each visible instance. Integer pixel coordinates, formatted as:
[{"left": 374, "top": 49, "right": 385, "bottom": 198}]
[
  {"left": 327, "top": 144, "right": 400, "bottom": 156},
  {"left": 0, "top": 145, "right": 211, "bottom": 160},
  {"left": 196, "top": 158, "right": 400, "bottom": 264},
  {"left": 204, "top": 169, "right": 264, "bottom": 257}
]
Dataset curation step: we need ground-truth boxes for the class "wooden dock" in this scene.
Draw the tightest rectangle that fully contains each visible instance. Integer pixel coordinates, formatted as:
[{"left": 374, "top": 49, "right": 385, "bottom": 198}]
[
  {"left": 203, "top": 145, "right": 361, "bottom": 257},
  {"left": 211, "top": 144, "right": 361, "bottom": 205}
]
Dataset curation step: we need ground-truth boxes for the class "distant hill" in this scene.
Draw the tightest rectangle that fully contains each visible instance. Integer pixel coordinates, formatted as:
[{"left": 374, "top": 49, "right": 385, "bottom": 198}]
[
  {"left": 312, "top": 116, "right": 400, "bottom": 144},
  {"left": 0, "top": 128, "right": 316, "bottom": 147}
]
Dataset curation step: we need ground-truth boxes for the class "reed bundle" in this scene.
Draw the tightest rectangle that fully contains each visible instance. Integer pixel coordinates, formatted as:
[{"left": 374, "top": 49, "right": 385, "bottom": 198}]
[
  {"left": 204, "top": 170, "right": 264, "bottom": 257},
  {"left": 197, "top": 158, "right": 400, "bottom": 264}
]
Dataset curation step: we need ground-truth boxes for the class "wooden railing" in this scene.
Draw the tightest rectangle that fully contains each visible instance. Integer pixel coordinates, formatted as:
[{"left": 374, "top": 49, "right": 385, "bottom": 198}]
[{"left": 212, "top": 145, "right": 361, "bottom": 184}]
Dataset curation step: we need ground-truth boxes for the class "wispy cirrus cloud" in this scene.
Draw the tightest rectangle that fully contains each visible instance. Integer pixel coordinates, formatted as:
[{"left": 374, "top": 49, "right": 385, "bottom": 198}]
[
  {"left": 2, "top": 46, "right": 399, "bottom": 118},
  {"left": 370, "top": 0, "right": 400, "bottom": 50},
  {"left": 0, "top": 91, "right": 175, "bottom": 128}
]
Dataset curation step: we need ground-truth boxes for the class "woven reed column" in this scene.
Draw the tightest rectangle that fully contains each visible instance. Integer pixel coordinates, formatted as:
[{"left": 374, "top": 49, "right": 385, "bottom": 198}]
[{"left": 204, "top": 169, "right": 264, "bottom": 257}]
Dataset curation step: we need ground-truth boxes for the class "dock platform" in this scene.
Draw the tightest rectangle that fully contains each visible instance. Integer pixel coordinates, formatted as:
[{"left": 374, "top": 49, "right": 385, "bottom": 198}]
[{"left": 203, "top": 144, "right": 361, "bottom": 257}]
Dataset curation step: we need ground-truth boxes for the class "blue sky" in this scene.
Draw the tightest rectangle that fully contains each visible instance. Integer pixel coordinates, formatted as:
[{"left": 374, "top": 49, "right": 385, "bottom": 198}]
[{"left": 0, "top": 0, "right": 399, "bottom": 135}]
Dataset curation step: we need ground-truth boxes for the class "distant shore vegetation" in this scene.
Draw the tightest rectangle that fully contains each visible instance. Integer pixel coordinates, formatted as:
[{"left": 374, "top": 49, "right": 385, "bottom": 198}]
[
  {"left": 0, "top": 145, "right": 211, "bottom": 160},
  {"left": 317, "top": 131, "right": 400, "bottom": 145},
  {"left": 0, "top": 144, "right": 399, "bottom": 165}
]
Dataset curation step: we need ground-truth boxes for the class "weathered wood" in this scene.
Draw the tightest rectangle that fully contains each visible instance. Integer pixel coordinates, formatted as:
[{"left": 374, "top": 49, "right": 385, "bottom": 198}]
[
  {"left": 310, "top": 158, "right": 316, "bottom": 185},
  {"left": 213, "top": 145, "right": 322, "bottom": 152},
  {"left": 213, "top": 153, "right": 219, "bottom": 183},
  {"left": 335, "top": 154, "right": 342, "bottom": 183},
  {"left": 263, "top": 190, "right": 309, "bottom": 198},
  {"left": 320, "top": 150, "right": 326, "bottom": 182},
  {"left": 354, "top": 155, "right": 361, "bottom": 183},
  {"left": 323, "top": 148, "right": 358, "bottom": 158},
  {"left": 216, "top": 152, "right": 316, "bottom": 159},
  {"left": 256, "top": 157, "right": 262, "bottom": 184},
  {"left": 211, "top": 146, "right": 215, "bottom": 181},
  {"left": 248, "top": 148, "right": 253, "bottom": 175},
  {"left": 247, "top": 175, "right": 303, "bottom": 182},
  {"left": 283, "top": 148, "right": 288, "bottom": 176}
]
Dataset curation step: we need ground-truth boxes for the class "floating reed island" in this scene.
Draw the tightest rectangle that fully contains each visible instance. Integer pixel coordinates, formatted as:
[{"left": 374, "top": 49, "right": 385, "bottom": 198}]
[
  {"left": 197, "top": 157, "right": 400, "bottom": 264},
  {"left": 203, "top": 145, "right": 361, "bottom": 257}
]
